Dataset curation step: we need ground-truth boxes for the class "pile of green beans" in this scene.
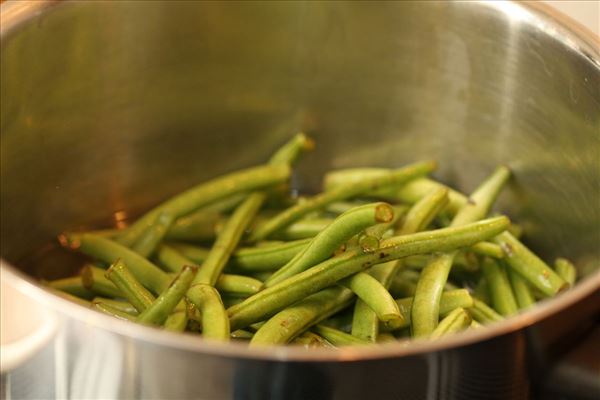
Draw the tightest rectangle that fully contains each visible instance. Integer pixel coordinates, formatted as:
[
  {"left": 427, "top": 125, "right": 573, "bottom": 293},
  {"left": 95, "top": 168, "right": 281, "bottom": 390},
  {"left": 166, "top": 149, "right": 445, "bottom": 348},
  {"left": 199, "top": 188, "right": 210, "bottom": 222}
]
[{"left": 47, "top": 134, "right": 576, "bottom": 348}]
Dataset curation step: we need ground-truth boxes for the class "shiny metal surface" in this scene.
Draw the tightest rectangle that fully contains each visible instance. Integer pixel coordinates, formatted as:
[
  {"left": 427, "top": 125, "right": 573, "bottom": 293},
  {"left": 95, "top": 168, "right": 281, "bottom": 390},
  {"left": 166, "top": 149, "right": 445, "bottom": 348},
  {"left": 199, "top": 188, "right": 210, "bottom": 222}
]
[{"left": 1, "top": 1, "right": 599, "bottom": 399}]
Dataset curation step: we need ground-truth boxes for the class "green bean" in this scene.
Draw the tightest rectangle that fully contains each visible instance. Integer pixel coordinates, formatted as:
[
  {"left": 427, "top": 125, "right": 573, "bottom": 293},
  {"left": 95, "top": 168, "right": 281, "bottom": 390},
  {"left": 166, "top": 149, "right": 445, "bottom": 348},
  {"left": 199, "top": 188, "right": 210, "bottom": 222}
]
[
  {"left": 228, "top": 239, "right": 311, "bottom": 272},
  {"left": 469, "top": 299, "right": 504, "bottom": 324},
  {"left": 231, "top": 329, "right": 255, "bottom": 340},
  {"left": 81, "top": 264, "right": 122, "bottom": 298},
  {"left": 265, "top": 202, "right": 394, "bottom": 287},
  {"left": 105, "top": 259, "right": 155, "bottom": 312},
  {"left": 248, "top": 161, "right": 437, "bottom": 242},
  {"left": 268, "top": 132, "right": 314, "bottom": 166},
  {"left": 93, "top": 302, "right": 136, "bottom": 321},
  {"left": 164, "top": 301, "right": 189, "bottom": 332},
  {"left": 470, "top": 242, "right": 504, "bottom": 259},
  {"left": 250, "top": 287, "right": 354, "bottom": 345},
  {"left": 507, "top": 268, "right": 535, "bottom": 309},
  {"left": 154, "top": 244, "right": 195, "bottom": 273},
  {"left": 554, "top": 258, "right": 577, "bottom": 287},
  {"left": 132, "top": 211, "right": 174, "bottom": 258},
  {"left": 481, "top": 257, "right": 518, "bottom": 316},
  {"left": 380, "top": 289, "right": 473, "bottom": 332},
  {"left": 473, "top": 277, "right": 491, "bottom": 304},
  {"left": 292, "top": 331, "right": 336, "bottom": 348},
  {"left": 411, "top": 166, "right": 510, "bottom": 337},
  {"left": 364, "top": 205, "right": 409, "bottom": 239},
  {"left": 47, "top": 288, "right": 92, "bottom": 307},
  {"left": 470, "top": 320, "right": 482, "bottom": 329},
  {"left": 313, "top": 325, "right": 371, "bottom": 346},
  {"left": 326, "top": 200, "right": 371, "bottom": 215},
  {"left": 341, "top": 272, "right": 402, "bottom": 328},
  {"left": 246, "top": 271, "right": 274, "bottom": 282},
  {"left": 166, "top": 243, "right": 210, "bottom": 265},
  {"left": 117, "top": 164, "right": 291, "bottom": 246},
  {"left": 493, "top": 232, "right": 567, "bottom": 297},
  {"left": 222, "top": 296, "right": 246, "bottom": 308},
  {"left": 215, "top": 274, "right": 262, "bottom": 297},
  {"left": 192, "top": 193, "right": 266, "bottom": 286},
  {"left": 45, "top": 276, "right": 93, "bottom": 299},
  {"left": 377, "top": 333, "right": 397, "bottom": 343},
  {"left": 137, "top": 265, "right": 197, "bottom": 325},
  {"left": 323, "top": 169, "right": 466, "bottom": 214},
  {"left": 430, "top": 308, "right": 471, "bottom": 339},
  {"left": 164, "top": 210, "right": 221, "bottom": 243},
  {"left": 270, "top": 218, "right": 335, "bottom": 240},
  {"left": 60, "top": 233, "right": 169, "bottom": 294},
  {"left": 186, "top": 284, "right": 230, "bottom": 341},
  {"left": 228, "top": 216, "right": 509, "bottom": 330},
  {"left": 92, "top": 297, "right": 138, "bottom": 315},
  {"left": 352, "top": 187, "right": 449, "bottom": 341}
]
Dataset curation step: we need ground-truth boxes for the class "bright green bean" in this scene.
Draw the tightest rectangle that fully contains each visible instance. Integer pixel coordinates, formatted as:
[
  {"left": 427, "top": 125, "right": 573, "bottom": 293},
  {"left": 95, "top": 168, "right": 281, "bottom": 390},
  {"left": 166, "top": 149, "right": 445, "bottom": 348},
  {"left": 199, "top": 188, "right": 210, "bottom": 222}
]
[
  {"left": 481, "top": 257, "right": 518, "bottom": 316},
  {"left": 250, "top": 287, "right": 354, "bottom": 345},
  {"left": 231, "top": 329, "right": 255, "bottom": 340},
  {"left": 117, "top": 164, "right": 290, "bottom": 246},
  {"left": 81, "top": 264, "right": 122, "bottom": 298},
  {"left": 45, "top": 276, "right": 93, "bottom": 299},
  {"left": 341, "top": 272, "right": 402, "bottom": 329},
  {"left": 469, "top": 299, "right": 504, "bottom": 324},
  {"left": 507, "top": 268, "right": 535, "bottom": 309},
  {"left": 554, "top": 258, "right": 577, "bottom": 287},
  {"left": 411, "top": 166, "right": 510, "bottom": 337},
  {"left": 228, "top": 239, "right": 311, "bottom": 272},
  {"left": 265, "top": 202, "right": 394, "bottom": 287},
  {"left": 137, "top": 265, "right": 197, "bottom": 325},
  {"left": 60, "top": 233, "right": 169, "bottom": 294},
  {"left": 313, "top": 325, "right": 371, "bottom": 346},
  {"left": 186, "top": 284, "right": 230, "bottom": 341},
  {"left": 215, "top": 274, "right": 262, "bottom": 297},
  {"left": 92, "top": 297, "right": 138, "bottom": 315},
  {"left": 105, "top": 259, "right": 155, "bottom": 312},
  {"left": 493, "top": 232, "right": 567, "bottom": 297},
  {"left": 228, "top": 216, "right": 509, "bottom": 330},
  {"left": 132, "top": 211, "right": 174, "bottom": 258},
  {"left": 430, "top": 308, "right": 471, "bottom": 339},
  {"left": 248, "top": 161, "right": 437, "bottom": 242},
  {"left": 164, "top": 301, "right": 188, "bottom": 332},
  {"left": 93, "top": 302, "right": 136, "bottom": 321}
]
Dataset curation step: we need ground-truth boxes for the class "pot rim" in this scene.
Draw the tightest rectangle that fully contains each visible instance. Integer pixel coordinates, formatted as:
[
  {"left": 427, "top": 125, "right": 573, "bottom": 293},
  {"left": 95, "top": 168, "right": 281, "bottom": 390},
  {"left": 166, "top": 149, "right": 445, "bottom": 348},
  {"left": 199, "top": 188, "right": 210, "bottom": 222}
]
[{"left": 1, "top": 0, "right": 599, "bottom": 362}]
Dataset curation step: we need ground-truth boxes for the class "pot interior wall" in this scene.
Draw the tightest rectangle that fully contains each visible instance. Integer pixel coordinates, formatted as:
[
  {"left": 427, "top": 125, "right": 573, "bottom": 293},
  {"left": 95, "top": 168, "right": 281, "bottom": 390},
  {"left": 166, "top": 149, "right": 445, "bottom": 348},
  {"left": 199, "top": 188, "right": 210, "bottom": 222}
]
[{"left": 1, "top": 1, "right": 599, "bottom": 278}]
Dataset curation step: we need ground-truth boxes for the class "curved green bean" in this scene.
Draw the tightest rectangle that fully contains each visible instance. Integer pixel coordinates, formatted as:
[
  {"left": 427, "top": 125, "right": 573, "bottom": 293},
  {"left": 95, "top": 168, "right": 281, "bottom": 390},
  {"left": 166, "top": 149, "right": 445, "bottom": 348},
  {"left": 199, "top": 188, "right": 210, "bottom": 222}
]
[
  {"left": 248, "top": 161, "right": 436, "bottom": 242},
  {"left": 60, "top": 233, "right": 169, "bottom": 294},
  {"left": 265, "top": 202, "right": 394, "bottom": 287},
  {"left": 341, "top": 272, "right": 402, "bottom": 328},
  {"left": 132, "top": 211, "right": 174, "bottom": 258},
  {"left": 270, "top": 218, "right": 335, "bottom": 240},
  {"left": 411, "top": 166, "right": 510, "bottom": 337},
  {"left": 137, "top": 265, "right": 197, "bottom": 326},
  {"left": 117, "top": 164, "right": 290, "bottom": 246},
  {"left": 554, "top": 258, "right": 576, "bottom": 287},
  {"left": 481, "top": 257, "right": 518, "bottom": 316},
  {"left": 228, "top": 216, "right": 509, "bottom": 330},
  {"left": 430, "top": 308, "right": 471, "bottom": 339},
  {"left": 493, "top": 232, "right": 567, "bottom": 296},
  {"left": 105, "top": 259, "right": 155, "bottom": 312},
  {"left": 186, "top": 284, "right": 230, "bottom": 341}
]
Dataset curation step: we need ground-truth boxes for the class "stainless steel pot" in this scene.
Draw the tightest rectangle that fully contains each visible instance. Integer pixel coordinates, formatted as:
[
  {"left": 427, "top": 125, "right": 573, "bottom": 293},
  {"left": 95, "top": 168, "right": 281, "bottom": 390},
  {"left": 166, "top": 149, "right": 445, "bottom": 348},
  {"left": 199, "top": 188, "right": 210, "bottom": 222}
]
[{"left": 1, "top": 1, "right": 599, "bottom": 399}]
